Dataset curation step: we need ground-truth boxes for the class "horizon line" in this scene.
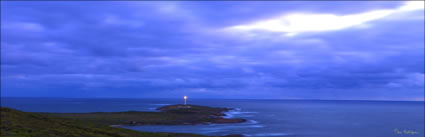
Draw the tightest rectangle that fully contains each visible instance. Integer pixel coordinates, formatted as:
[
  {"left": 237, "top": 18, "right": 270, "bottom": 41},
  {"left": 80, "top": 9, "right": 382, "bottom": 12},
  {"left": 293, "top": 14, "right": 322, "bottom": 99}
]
[{"left": 1, "top": 96, "right": 424, "bottom": 102}]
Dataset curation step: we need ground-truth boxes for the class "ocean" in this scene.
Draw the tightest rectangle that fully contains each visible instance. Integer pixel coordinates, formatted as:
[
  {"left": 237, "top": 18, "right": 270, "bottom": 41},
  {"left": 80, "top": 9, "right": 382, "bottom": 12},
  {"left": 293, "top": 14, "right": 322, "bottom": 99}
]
[{"left": 1, "top": 97, "right": 424, "bottom": 137}]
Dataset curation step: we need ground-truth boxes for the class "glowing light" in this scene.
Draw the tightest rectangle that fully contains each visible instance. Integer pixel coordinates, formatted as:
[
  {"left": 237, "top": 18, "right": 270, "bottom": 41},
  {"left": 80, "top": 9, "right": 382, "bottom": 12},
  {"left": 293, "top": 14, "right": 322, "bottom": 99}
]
[
  {"left": 229, "top": 10, "right": 394, "bottom": 35},
  {"left": 226, "top": 1, "right": 424, "bottom": 36},
  {"left": 399, "top": 1, "right": 425, "bottom": 11}
]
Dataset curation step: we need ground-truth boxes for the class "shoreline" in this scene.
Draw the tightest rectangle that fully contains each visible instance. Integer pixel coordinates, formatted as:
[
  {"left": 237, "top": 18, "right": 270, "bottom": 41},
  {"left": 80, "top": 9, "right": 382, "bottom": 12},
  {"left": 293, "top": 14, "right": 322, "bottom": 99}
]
[
  {"left": 45, "top": 104, "right": 247, "bottom": 126},
  {"left": 2, "top": 105, "right": 247, "bottom": 137}
]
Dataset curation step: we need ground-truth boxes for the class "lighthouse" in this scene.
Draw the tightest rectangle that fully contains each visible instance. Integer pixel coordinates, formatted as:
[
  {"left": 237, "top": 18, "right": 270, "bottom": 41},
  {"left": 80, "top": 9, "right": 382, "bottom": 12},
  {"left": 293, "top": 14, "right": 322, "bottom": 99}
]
[{"left": 184, "top": 96, "right": 187, "bottom": 105}]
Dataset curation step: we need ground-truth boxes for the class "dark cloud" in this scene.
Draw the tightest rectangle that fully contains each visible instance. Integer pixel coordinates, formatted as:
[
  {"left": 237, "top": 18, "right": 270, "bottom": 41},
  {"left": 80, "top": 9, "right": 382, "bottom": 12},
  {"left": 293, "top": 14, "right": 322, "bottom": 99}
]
[{"left": 1, "top": 1, "right": 423, "bottom": 100}]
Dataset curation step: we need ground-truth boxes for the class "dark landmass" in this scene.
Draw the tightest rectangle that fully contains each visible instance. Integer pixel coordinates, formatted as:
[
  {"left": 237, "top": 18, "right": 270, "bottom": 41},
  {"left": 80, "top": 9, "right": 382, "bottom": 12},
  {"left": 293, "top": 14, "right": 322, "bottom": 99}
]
[
  {"left": 1, "top": 105, "right": 246, "bottom": 137},
  {"left": 1, "top": 107, "right": 209, "bottom": 137},
  {"left": 45, "top": 104, "right": 246, "bottom": 126}
]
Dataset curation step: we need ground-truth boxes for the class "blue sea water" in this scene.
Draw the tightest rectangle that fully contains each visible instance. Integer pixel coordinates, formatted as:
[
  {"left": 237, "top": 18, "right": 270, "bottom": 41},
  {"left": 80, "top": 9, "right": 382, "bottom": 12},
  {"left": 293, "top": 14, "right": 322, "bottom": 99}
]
[{"left": 1, "top": 97, "right": 424, "bottom": 137}]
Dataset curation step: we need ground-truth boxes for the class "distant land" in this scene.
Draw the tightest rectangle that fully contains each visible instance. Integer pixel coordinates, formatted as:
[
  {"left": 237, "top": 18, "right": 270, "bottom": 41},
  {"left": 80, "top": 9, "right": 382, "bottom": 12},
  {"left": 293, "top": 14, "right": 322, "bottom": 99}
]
[
  {"left": 1, "top": 105, "right": 245, "bottom": 137},
  {"left": 45, "top": 104, "right": 246, "bottom": 126}
]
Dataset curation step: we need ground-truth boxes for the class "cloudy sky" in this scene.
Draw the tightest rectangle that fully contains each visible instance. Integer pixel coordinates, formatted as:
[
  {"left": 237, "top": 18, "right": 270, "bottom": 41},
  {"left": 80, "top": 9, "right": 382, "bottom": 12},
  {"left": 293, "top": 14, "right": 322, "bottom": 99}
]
[{"left": 1, "top": 1, "right": 424, "bottom": 100}]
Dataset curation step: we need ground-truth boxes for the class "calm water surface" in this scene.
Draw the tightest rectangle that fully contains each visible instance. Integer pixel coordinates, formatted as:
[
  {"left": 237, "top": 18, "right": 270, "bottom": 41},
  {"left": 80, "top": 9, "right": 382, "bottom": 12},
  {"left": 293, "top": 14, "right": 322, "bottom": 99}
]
[{"left": 2, "top": 97, "right": 424, "bottom": 137}]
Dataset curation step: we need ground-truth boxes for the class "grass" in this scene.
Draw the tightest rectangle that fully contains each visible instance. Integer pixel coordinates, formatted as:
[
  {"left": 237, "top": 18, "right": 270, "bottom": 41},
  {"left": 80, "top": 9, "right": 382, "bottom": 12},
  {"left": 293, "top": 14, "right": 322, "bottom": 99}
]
[{"left": 1, "top": 107, "right": 242, "bottom": 137}]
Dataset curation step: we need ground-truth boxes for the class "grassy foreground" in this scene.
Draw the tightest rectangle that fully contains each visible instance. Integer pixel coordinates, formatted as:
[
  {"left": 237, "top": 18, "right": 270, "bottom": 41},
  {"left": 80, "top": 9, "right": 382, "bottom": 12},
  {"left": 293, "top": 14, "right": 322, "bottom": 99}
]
[{"left": 1, "top": 107, "right": 243, "bottom": 137}]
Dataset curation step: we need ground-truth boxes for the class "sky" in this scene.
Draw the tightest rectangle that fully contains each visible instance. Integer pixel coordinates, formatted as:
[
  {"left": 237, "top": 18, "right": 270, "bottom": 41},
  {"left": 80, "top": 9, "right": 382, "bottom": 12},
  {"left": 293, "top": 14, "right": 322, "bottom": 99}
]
[{"left": 1, "top": 1, "right": 424, "bottom": 101}]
